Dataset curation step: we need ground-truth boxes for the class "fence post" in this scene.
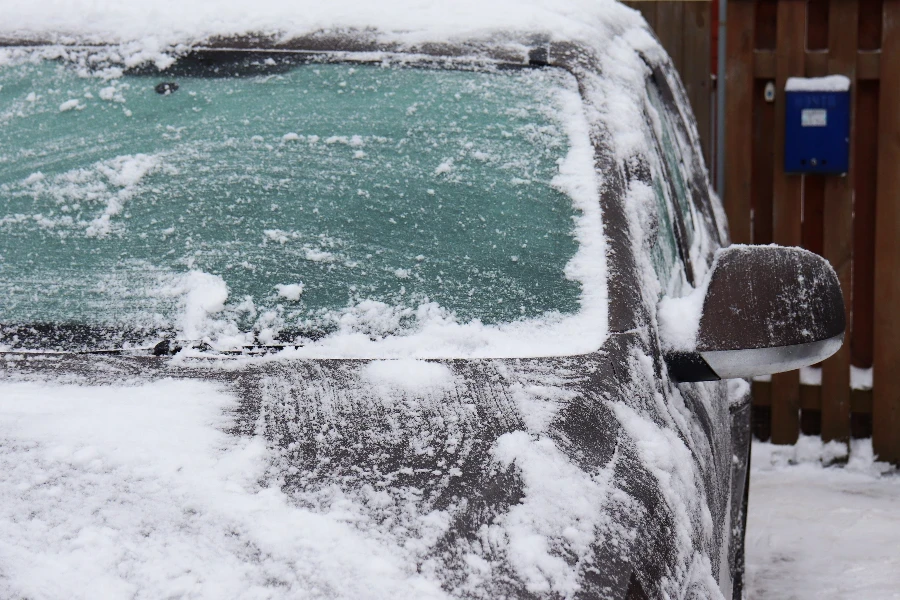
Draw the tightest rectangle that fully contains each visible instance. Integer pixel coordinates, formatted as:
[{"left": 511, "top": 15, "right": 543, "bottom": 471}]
[
  {"left": 820, "top": 0, "right": 857, "bottom": 443},
  {"left": 873, "top": 0, "right": 900, "bottom": 463},
  {"left": 769, "top": 0, "right": 806, "bottom": 445},
  {"left": 723, "top": 0, "right": 754, "bottom": 245}
]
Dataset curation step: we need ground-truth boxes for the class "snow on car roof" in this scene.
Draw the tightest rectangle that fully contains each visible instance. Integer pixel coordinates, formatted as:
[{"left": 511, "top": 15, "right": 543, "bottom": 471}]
[{"left": 1, "top": 0, "right": 643, "bottom": 51}]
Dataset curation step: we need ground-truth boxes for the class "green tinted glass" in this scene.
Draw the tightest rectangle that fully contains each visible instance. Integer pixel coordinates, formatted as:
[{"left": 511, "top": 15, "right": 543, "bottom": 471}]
[
  {"left": 0, "top": 59, "right": 582, "bottom": 347},
  {"left": 646, "top": 81, "right": 696, "bottom": 252}
]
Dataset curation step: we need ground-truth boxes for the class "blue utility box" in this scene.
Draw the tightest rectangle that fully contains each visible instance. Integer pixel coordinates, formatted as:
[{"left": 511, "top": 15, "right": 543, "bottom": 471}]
[{"left": 784, "top": 76, "right": 851, "bottom": 174}]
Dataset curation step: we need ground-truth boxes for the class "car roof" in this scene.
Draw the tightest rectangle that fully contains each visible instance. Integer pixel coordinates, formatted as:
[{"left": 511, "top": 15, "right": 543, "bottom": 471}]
[{"left": 0, "top": 0, "right": 646, "bottom": 52}]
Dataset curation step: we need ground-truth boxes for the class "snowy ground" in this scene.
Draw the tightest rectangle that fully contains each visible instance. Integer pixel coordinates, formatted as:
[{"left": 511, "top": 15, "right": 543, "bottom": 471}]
[{"left": 746, "top": 438, "right": 900, "bottom": 600}]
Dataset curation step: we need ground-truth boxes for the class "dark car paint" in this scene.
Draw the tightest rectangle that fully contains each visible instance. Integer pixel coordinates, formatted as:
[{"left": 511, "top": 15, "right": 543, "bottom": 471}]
[{"left": 0, "top": 33, "right": 751, "bottom": 599}]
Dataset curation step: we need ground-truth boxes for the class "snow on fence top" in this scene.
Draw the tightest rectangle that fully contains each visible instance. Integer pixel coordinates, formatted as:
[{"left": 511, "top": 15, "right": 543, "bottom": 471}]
[{"left": 785, "top": 75, "right": 852, "bottom": 93}]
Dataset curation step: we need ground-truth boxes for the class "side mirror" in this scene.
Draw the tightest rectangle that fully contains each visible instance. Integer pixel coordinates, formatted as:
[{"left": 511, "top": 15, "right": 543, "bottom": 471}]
[{"left": 662, "top": 245, "right": 845, "bottom": 382}]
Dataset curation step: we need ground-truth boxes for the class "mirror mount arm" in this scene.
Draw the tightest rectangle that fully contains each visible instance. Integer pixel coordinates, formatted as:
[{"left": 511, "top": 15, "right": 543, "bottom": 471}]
[{"left": 665, "top": 351, "right": 720, "bottom": 383}]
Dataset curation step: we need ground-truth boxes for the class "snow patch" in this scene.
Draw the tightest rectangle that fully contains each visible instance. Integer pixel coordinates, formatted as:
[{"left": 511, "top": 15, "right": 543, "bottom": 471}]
[
  {"left": 433, "top": 159, "right": 454, "bottom": 175},
  {"left": 362, "top": 359, "right": 454, "bottom": 391},
  {"left": 275, "top": 283, "right": 304, "bottom": 301},
  {"left": 657, "top": 285, "right": 705, "bottom": 352},
  {"left": 785, "top": 75, "right": 851, "bottom": 93},
  {"left": 161, "top": 271, "right": 229, "bottom": 340},
  {"left": 799, "top": 366, "right": 822, "bottom": 386},
  {"left": 851, "top": 365, "right": 872, "bottom": 390},
  {"left": 303, "top": 247, "right": 334, "bottom": 262},
  {"left": 489, "top": 431, "right": 618, "bottom": 596},
  {"left": 747, "top": 438, "right": 900, "bottom": 599},
  {"left": 17, "top": 152, "right": 162, "bottom": 238},
  {"left": 58, "top": 98, "right": 83, "bottom": 111}
]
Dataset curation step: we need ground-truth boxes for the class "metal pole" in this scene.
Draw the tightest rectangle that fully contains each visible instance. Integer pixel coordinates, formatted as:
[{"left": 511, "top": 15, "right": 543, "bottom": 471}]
[{"left": 716, "top": 0, "right": 727, "bottom": 198}]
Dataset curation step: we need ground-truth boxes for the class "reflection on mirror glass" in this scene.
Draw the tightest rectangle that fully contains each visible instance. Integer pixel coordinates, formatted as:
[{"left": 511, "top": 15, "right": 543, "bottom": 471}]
[{"left": 0, "top": 59, "right": 599, "bottom": 353}]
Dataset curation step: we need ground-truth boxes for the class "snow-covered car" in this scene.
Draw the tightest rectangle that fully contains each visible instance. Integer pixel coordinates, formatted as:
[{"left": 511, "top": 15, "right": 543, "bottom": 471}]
[{"left": 0, "top": 2, "right": 844, "bottom": 599}]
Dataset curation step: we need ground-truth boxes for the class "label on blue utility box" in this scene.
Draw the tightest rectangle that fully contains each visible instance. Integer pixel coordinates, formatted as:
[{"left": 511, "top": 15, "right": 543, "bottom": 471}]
[{"left": 801, "top": 108, "right": 827, "bottom": 127}]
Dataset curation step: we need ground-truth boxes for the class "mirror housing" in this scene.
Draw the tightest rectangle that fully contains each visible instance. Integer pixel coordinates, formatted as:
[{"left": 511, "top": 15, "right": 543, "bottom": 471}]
[{"left": 664, "top": 245, "right": 845, "bottom": 382}]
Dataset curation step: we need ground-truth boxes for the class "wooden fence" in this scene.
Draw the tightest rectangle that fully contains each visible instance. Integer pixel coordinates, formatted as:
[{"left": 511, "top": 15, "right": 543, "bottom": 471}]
[{"left": 722, "top": 0, "right": 900, "bottom": 462}]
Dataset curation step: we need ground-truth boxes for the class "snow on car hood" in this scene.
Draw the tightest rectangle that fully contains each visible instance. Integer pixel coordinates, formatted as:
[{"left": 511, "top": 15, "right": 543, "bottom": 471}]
[{"left": 0, "top": 344, "right": 730, "bottom": 599}]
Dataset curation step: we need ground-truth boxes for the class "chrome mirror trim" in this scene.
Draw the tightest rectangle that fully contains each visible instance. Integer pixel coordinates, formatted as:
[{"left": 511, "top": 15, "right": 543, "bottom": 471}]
[{"left": 700, "top": 333, "right": 843, "bottom": 380}]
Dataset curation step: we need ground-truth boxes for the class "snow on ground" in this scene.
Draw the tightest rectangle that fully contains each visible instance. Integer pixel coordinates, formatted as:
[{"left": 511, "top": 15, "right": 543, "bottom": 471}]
[{"left": 746, "top": 437, "right": 900, "bottom": 600}]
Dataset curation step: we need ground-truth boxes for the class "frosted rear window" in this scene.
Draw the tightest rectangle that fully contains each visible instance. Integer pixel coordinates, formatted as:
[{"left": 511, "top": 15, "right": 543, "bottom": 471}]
[{"left": 0, "top": 59, "right": 587, "bottom": 350}]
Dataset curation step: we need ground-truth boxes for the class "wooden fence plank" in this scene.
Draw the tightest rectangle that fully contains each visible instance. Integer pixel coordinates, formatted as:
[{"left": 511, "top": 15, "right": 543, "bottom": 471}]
[
  {"left": 724, "top": 0, "right": 755, "bottom": 245},
  {"left": 800, "top": 383, "right": 823, "bottom": 436},
  {"left": 802, "top": 175, "right": 825, "bottom": 256},
  {"left": 751, "top": 78, "right": 775, "bottom": 244},
  {"left": 852, "top": 80, "right": 878, "bottom": 369},
  {"left": 754, "top": 49, "right": 880, "bottom": 79},
  {"left": 857, "top": 51, "right": 881, "bottom": 80},
  {"left": 859, "top": 0, "right": 885, "bottom": 50},
  {"left": 756, "top": 0, "right": 779, "bottom": 49},
  {"left": 873, "top": 0, "right": 900, "bottom": 463},
  {"left": 807, "top": 0, "right": 831, "bottom": 51},
  {"left": 820, "top": 0, "right": 858, "bottom": 443},
  {"left": 680, "top": 1, "right": 712, "bottom": 165},
  {"left": 752, "top": 381, "right": 773, "bottom": 441},
  {"left": 656, "top": 3, "right": 685, "bottom": 73},
  {"left": 770, "top": 0, "right": 806, "bottom": 445}
]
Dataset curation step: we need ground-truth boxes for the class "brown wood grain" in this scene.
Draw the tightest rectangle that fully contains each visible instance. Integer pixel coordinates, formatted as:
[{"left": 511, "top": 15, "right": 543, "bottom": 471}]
[
  {"left": 756, "top": 0, "right": 779, "bottom": 49},
  {"left": 752, "top": 381, "right": 773, "bottom": 442},
  {"left": 751, "top": 77, "right": 776, "bottom": 244},
  {"left": 805, "top": 51, "right": 829, "bottom": 77},
  {"left": 725, "top": 0, "right": 756, "bottom": 245},
  {"left": 770, "top": 0, "right": 806, "bottom": 445},
  {"left": 857, "top": 51, "right": 881, "bottom": 80},
  {"left": 754, "top": 49, "right": 880, "bottom": 79},
  {"left": 852, "top": 80, "right": 878, "bottom": 369},
  {"left": 859, "top": 0, "right": 885, "bottom": 50},
  {"left": 680, "top": 1, "right": 712, "bottom": 165},
  {"left": 873, "top": 0, "right": 900, "bottom": 463},
  {"left": 802, "top": 175, "right": 825, "bottom": 256},
  {"left": 800, "top": 383, "right": 823, "bottom": 410},
  {"left": 656, "top": 3, "right": 686, "bottom": 73},
  {"left": 821, "top": 0, "right": 858, "bottom": 444},
  {"left": 807, "top": 0, "right": 831, "bottom": 51}
]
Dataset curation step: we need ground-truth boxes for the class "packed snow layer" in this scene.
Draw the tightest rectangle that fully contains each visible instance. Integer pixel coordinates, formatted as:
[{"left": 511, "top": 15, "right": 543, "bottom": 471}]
[
  {"left": 799, "top": 366, "right": 822, "bottom": 386},
  {"left": 0, "top": 0, "right": 642, "bottom": 52},
  {"left": 0, "top": 380, "right": 449, "bottom": 599},
  {"left": 851, "top": 365, "right": 873, "bottom": 390},
  {"left": 746, "top": 438, "right": 900, "bottom": 600},
  {"left": 784, "top": 75, "right": 852, "bottom": 93}
]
